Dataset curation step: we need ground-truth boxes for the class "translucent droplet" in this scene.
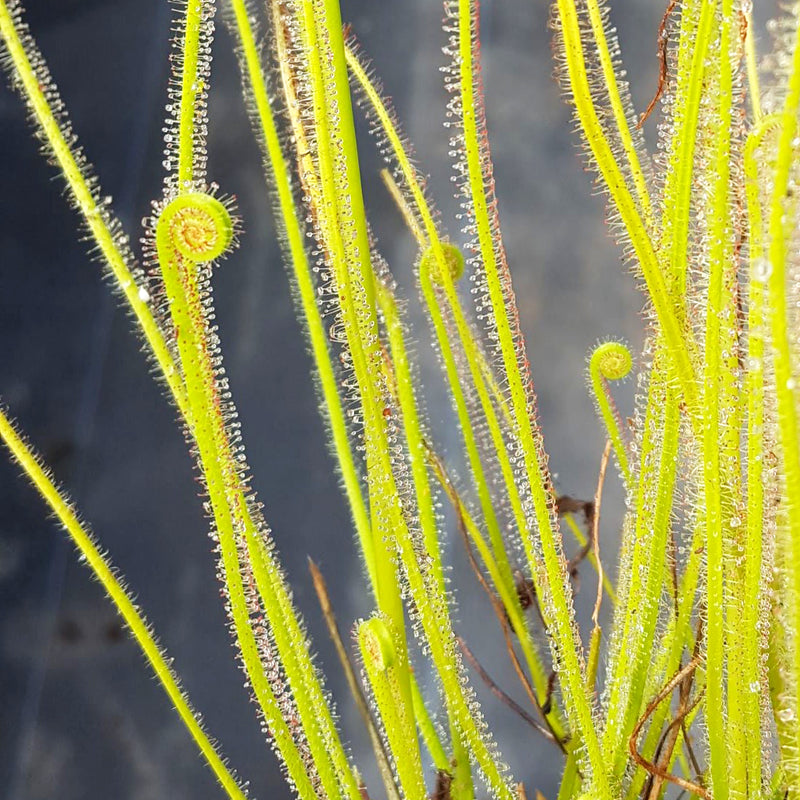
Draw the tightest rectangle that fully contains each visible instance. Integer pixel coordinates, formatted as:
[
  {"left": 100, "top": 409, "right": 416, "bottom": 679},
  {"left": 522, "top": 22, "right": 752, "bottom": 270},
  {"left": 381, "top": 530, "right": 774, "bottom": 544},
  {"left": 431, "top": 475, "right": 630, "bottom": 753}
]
[
  {"left": 752, "top": 259, "right": 772, "bottom": 283},
  {"left": 747, "top": 356, "right": 761, "bottom": 372}
]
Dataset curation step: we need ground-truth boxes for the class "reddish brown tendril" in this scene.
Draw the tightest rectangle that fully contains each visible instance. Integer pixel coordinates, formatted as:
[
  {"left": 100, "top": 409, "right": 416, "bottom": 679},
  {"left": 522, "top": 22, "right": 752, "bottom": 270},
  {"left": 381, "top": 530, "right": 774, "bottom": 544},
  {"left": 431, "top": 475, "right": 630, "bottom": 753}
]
[
  {"left": 630, "top": 619, "right": 710, "bottom": 800},
  {"left": 637, "top": 0, "right": 679, "bottom": 129}
]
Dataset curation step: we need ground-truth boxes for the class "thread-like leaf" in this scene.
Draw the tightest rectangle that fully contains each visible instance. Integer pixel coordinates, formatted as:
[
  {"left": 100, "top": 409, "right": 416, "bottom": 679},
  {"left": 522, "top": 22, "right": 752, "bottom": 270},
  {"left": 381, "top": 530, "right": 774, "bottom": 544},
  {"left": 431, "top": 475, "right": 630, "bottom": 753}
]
[{"left": 0, "top": 408, "right": 250, "bottom": 800}]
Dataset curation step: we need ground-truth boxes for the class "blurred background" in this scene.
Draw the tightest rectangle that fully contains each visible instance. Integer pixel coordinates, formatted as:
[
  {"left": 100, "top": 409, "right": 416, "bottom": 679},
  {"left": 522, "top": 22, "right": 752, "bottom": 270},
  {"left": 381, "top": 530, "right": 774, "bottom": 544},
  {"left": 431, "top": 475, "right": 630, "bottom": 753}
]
[{"left": 0, "top": 0, "right": 664, "bottom": 797}]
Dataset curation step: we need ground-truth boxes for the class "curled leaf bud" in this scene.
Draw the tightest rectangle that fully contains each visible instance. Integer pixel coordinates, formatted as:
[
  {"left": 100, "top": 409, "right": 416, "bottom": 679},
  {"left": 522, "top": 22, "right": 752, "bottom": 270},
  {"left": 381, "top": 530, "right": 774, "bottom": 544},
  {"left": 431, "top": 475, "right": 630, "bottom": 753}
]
[
  {"left": 420, "top": 242, "right": 465, "bottom": 286},
  {"left": 359, "top": 616, "right": 397, "bottom": 671},
  {"left": 159, "top": 192, "right": 234, "bottom": 263},
  {"left": 591, "top": 341, "right": 632, "bottom": 382},
  {"left": 588, "top": 340, "right": 634, "bottom": 485}
]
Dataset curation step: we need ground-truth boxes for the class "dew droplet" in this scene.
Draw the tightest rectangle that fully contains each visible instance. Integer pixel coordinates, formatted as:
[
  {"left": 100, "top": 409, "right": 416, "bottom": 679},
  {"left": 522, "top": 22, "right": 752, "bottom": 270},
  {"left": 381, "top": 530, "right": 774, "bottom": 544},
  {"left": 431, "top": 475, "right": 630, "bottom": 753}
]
[{"left": 752, "top": 259, "right": 772, "bottom": 283}]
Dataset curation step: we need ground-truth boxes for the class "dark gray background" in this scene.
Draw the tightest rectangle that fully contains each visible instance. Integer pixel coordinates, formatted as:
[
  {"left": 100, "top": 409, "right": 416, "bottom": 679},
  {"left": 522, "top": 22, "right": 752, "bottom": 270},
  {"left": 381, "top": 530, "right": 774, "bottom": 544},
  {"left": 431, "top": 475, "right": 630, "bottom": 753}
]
[{"left": 0, "top": 0, "right": 667, "bottom": 797}]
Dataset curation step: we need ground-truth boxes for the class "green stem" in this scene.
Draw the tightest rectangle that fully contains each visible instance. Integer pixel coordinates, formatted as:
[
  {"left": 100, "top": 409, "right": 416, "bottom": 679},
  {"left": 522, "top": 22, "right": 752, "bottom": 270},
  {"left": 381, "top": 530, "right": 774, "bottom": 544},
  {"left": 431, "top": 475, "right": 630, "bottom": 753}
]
[
  {"left": 351, "top": 27, "right": 567, "bottom": 743},
  {"left": 553, "top": 0, "right": 700, "bottom": 422},
  {"left": 625, "top": 518, "right": 704, "bottom": 800},
  {"left": 360, "top": 618, "right": 427, "bottom": 800},
  {"left": 582, "top": 0, "right": 653, "bottom": 223},
  {"left": 602, "top": 361, "right": 679, "bottom": 778},
  {"left": 156, "top": 200, "right": 329, "bottom": 799},
  {"left": 661, "top": 0, "right": 717, "bottom": 298},
  {"left": 376, "top": 280, "right": 445, "bottom": 595},
  {"left": 409, "top": 672, "right": 450, "bottom": 772},
  {"left": 299, "top": 6, "right": 512, "bottom": 794},
  {"left": 588, "top": 342, "right": 633, "bottom": 487},
  {"left": 740, "top": 115, "right": 782, "bottom": 800},
  {"left": 177, "top": 0, "right": 203, "bottom": 187},
  {"left": 766, "top": 12, "right": 800, "bottom": 794},
  {"left": 226, "top": 0, "right": 376, "bottom": 594},
  {"left": 376, "top": 279, "right": 474, "bottom": 797},
  {"left": 702, "top": 4, "right": 735, "bottom": 795},
  {"left": 297, "top": 0, "right": 405, "bottom": 641},
  {"left": 0, "top": 409, "right": 249, "bottom": 800},
  {"left": 458, "top": 2, "right": 607, "bottom": 791},
  {"left": 0, "top": 0, "right": 190, "bottom": 421},
  {"left": 562, "top": 514, "right": 618, "bottom": 604}
]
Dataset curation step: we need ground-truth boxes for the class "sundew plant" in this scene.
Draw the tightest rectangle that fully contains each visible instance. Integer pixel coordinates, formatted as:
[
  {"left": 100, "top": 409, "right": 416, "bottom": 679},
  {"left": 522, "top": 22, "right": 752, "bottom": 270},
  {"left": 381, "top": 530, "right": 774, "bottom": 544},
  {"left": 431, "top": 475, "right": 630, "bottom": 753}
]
[{"left": 2, "top": 0, "right": 800, "bottom": 798}]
